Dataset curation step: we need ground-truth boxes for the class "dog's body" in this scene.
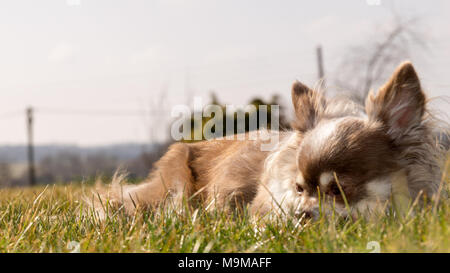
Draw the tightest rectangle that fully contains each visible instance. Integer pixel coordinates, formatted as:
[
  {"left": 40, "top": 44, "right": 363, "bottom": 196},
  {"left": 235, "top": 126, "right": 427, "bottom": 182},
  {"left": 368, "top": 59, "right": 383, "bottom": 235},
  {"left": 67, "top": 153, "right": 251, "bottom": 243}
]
[{"left": 93, "top": 62, "right": 445, "bottom": 219}]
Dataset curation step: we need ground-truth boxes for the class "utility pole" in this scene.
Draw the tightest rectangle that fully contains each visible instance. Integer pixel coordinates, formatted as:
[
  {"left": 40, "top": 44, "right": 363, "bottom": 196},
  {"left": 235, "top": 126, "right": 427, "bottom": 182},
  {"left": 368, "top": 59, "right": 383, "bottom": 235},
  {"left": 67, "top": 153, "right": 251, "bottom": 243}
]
[
  {"left": 316, "top": 45, "right": 326, "bottom": 86},
  {"left": 26, "top": 107, "right": 36, "bottom": 186}
]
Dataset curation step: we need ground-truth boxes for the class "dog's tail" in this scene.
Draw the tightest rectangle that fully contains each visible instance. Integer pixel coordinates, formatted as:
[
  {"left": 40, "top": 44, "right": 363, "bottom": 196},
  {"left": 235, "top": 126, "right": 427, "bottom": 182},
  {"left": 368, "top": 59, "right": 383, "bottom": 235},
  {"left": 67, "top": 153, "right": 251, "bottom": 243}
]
[
  {"left": 83, "top": 142, "right": 195, "bottom": 220},
  {"left": 83, "top": 171, "right": 164, "bottom": 220}
]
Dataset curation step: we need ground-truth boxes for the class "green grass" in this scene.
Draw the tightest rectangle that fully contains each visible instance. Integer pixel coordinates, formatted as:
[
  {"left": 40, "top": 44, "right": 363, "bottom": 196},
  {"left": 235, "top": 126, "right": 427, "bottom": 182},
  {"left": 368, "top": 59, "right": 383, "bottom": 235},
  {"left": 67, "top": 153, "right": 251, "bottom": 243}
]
[{"left": 0, "top": 161, "right": 449, "bottom": 253}]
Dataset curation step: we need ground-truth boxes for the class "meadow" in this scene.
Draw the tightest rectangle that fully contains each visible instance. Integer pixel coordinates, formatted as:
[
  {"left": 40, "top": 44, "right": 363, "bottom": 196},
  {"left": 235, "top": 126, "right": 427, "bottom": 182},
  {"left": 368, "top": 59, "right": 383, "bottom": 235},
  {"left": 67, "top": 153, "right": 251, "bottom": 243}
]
[{"left": 0, "top": 159, "right": 448, "bottom": 253}]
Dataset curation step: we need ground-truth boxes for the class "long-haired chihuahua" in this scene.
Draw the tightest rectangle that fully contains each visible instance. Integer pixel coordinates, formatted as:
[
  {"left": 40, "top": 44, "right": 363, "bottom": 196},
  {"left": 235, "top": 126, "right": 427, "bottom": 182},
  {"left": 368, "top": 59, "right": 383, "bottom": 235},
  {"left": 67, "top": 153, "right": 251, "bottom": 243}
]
[{"left": 90, "top": 61, "right": 446, "bottom": 220}]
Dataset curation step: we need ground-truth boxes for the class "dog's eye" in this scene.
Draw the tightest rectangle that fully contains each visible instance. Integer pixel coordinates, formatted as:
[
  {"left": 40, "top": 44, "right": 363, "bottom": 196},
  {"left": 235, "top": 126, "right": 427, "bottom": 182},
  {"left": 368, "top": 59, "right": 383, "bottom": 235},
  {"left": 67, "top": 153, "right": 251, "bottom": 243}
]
[
  {"left": 296, "top": 184, "right": 304, "bottom": 193},
  {"left": 329, "top": 183, "right": 341, "bottom": 196}
]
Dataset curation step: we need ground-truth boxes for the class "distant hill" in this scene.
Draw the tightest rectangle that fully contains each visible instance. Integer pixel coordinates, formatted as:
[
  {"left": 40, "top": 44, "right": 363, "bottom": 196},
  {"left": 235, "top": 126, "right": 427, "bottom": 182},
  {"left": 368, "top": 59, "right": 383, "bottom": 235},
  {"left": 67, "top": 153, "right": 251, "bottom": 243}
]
[
  {"left": 0, "top": 143, "right": 162, "bottom": 163},
  {"left": 0, "top": 142, "right": 173, "bottom": 186}
]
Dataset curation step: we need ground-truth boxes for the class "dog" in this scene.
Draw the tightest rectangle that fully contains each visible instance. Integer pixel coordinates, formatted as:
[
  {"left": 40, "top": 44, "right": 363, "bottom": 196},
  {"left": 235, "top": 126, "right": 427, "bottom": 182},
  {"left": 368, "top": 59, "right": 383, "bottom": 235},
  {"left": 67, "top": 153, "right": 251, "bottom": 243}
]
[{"left": 90, "top": 61, "right": 445, "bottom": 220}]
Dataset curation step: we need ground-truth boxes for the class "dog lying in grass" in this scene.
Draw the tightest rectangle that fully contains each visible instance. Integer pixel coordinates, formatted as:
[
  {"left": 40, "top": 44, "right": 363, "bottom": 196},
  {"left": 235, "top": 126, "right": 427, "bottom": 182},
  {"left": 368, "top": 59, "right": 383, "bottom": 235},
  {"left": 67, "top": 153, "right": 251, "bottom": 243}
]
[{"left": 89, "top": 62, "right": 446, "bottom": 220}]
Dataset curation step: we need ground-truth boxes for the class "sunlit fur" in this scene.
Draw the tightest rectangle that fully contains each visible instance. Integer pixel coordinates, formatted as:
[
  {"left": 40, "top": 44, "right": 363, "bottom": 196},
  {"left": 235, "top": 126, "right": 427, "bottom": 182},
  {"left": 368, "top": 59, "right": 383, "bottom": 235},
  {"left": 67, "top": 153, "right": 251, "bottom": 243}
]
[{"left": 88, "top": 62, "right": 446, "bottom": 220}]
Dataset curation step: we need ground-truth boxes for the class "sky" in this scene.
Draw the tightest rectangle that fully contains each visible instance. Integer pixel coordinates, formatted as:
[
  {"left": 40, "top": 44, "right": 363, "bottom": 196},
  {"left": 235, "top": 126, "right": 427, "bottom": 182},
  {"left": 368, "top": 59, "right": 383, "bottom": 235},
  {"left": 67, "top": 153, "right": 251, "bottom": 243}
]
[{"left": 0, "top": 0, "right": 449, "bottom": 146}]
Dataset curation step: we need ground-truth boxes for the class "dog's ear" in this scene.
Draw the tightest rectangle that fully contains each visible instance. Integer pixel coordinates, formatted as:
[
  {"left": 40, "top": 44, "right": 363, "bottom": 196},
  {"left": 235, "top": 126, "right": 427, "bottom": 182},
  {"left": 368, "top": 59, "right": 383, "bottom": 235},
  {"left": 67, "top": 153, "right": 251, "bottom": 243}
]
[
  {"left": 365, "top": 61, "right": 426, "bottom": 139},
  {"left": 291, "top": 81, "right": 325, "bottom": 132}
]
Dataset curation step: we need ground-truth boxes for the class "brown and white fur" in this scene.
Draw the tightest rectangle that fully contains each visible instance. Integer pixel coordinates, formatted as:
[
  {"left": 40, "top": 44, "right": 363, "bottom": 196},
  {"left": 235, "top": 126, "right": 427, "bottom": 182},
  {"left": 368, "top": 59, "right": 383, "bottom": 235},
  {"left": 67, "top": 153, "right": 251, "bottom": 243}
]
[{"left": 90, "top": 62, "right": 445, "bottom": 219}]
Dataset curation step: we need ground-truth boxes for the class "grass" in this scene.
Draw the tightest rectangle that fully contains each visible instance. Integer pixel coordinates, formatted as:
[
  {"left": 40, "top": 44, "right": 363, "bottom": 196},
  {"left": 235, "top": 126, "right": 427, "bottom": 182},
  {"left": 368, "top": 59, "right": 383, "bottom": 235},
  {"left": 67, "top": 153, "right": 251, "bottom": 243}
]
[{"left": 0, "top": 160, "right": 449, "bottom": 253}]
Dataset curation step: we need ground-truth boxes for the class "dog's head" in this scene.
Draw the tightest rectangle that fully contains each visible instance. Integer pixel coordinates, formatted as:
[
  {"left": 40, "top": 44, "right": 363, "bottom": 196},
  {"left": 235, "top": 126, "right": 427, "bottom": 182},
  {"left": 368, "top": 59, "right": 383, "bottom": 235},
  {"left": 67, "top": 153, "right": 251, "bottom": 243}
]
[{"left": 291, "top": 61, "right": 430, "bottom": 218}]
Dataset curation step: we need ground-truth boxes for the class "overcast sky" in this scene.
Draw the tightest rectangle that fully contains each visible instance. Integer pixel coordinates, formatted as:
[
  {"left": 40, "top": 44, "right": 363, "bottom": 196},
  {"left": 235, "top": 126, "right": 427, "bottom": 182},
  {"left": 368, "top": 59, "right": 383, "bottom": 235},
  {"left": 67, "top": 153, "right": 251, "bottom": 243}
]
[{"left": 0, "top": 0, "right": 448, "bottom": 146}]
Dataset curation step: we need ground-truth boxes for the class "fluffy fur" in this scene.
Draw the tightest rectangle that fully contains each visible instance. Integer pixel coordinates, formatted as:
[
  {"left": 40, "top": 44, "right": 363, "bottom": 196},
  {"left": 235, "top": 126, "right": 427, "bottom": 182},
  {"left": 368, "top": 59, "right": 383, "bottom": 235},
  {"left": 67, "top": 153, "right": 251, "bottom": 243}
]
[{"left": 88, "top": 62, "right": 446, "bottom": 220}]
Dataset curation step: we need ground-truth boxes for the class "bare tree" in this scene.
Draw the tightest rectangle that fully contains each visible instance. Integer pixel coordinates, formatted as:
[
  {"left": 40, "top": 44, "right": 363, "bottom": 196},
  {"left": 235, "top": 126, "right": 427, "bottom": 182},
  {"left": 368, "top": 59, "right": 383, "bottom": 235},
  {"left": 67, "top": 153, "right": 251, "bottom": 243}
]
[
  {"left": 333, "top": 16, "right": 428, "bottom": 104},
  {"left": 136, "top": 86, "right": 174, "bottom": 174}
]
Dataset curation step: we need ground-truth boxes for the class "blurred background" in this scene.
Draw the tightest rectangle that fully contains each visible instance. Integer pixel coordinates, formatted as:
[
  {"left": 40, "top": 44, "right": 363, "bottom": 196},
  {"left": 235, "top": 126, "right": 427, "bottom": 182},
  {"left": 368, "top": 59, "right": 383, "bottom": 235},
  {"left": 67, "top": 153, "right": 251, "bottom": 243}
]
[{"left": 0, "top": 0, "right": 448, "bottom": 187}]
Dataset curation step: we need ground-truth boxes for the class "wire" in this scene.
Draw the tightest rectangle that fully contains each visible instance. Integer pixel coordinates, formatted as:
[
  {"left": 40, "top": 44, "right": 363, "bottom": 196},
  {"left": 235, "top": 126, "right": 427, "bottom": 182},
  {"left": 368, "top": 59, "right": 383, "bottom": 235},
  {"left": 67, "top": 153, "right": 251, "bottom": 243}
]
[
  {"left": 0, "top": 107, "right": 170, "bottom": 122},
  {"left": 35, "top": 107, "right": 166, "bottom": 117}
]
